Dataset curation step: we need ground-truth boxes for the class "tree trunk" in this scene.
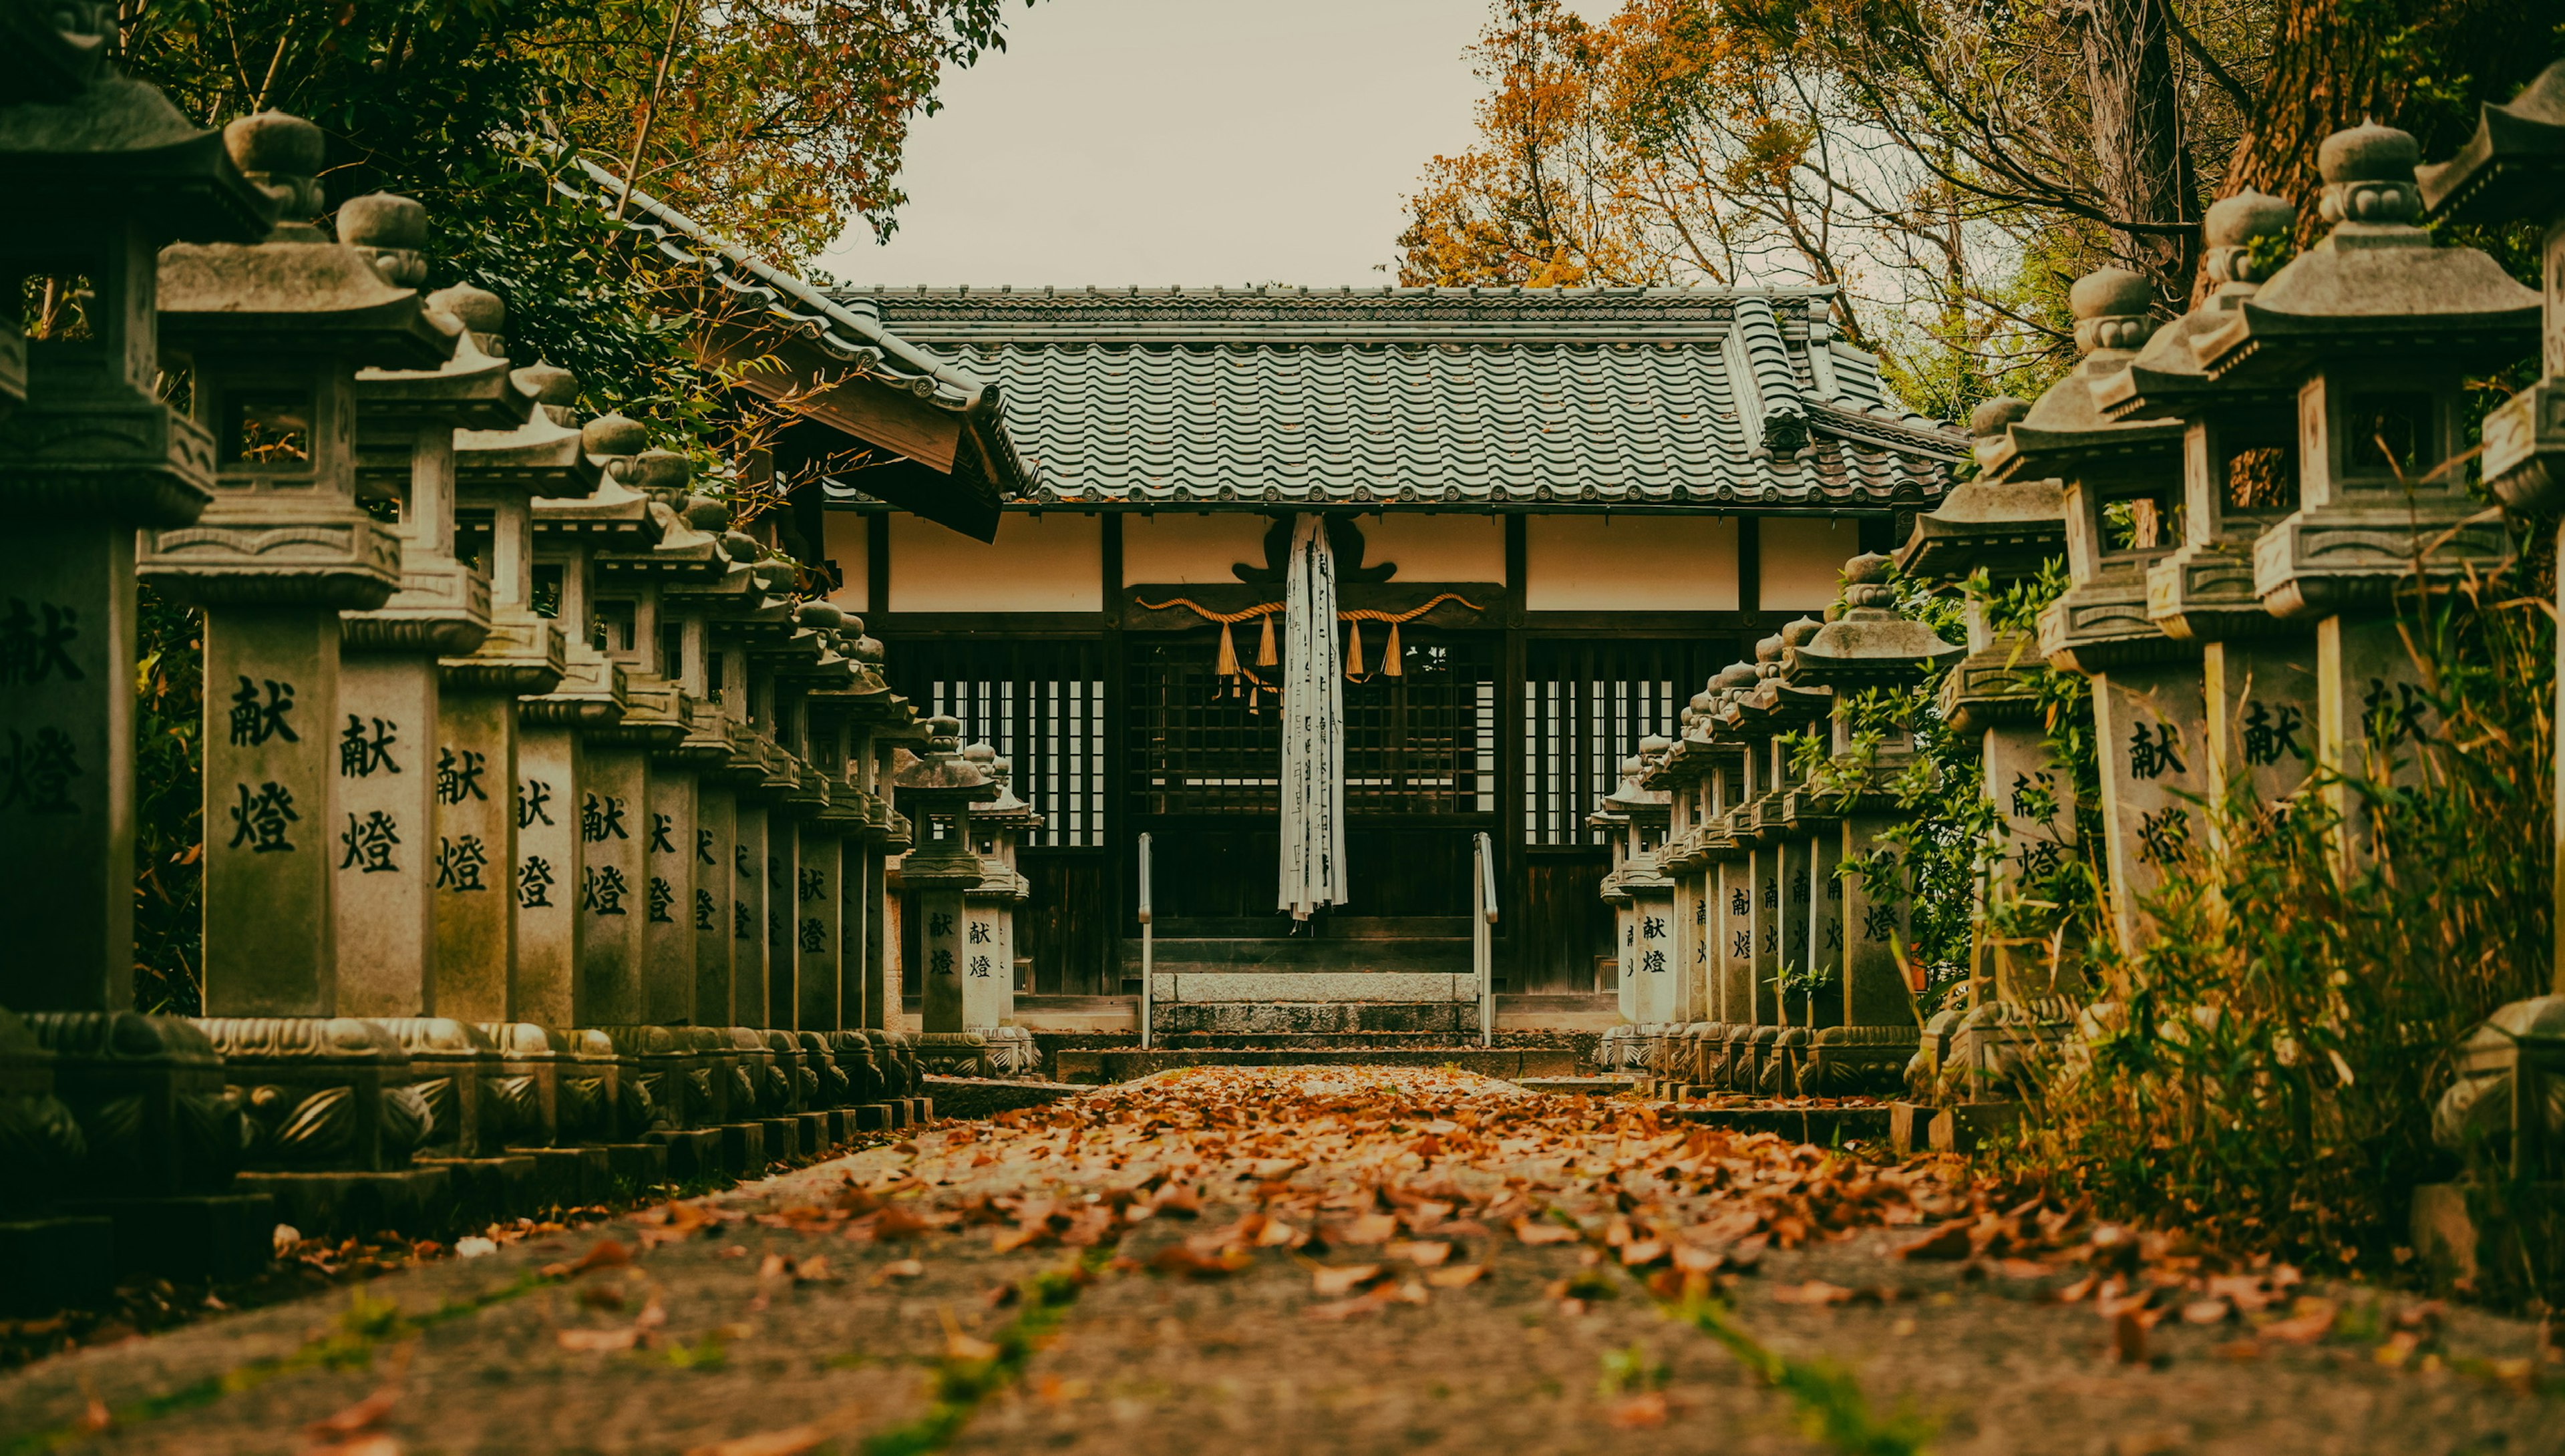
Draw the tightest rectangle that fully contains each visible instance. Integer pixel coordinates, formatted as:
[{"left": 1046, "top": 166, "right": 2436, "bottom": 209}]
[
  {"left": 2223, "top": 0, "right": 2552, "bottom": 256},
  {"left": 2073, "top": 0, "right": 2196, "bottom": 308}
]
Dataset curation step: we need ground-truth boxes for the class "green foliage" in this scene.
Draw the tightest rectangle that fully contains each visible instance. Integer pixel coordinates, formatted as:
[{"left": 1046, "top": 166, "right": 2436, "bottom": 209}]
[
  {"left": 1999, "top": 576, "right": 2553, "bottom": 1270},
  {"left": 133, "top": 587, "right": 203, "bottom": 1015}
]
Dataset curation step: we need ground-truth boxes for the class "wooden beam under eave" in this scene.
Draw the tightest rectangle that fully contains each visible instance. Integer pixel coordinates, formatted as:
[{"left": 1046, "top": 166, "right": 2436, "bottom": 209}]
[{"left": 699, "top": 323, "right": 962, "bottom": 472}]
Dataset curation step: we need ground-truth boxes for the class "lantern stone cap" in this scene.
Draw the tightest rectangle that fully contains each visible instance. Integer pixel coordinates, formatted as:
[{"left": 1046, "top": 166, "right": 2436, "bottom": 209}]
[
  {"left": 1979, "top": 268, "right": 2181, "bottom": 480},
  {"left": 2421, "top": 58, "right": 2565, "bottom": 224},
  {"left": 157, "top": 118, "right": 451, "bottom": 367},
  {"left": 355, "top": 296, "right": 528, "bottom": 430},
  {"left": 1741, "top": 618, "right": 1834, "bottom": 722},
  {"left": 1896, "top": 399, "right": 2067, "bottom": 586},
  {"left": 1598, "top": 752, "right": 1669, "bottom": 813},
  {"left": 456, "top": 378, "right": 608, "bottom": 499},
  {"left": 891, "top": 715, "right": 1001, "bottom": 803},
  {"left": 0, "top": 29, "right": 272, "bottom": 246},
  {"left": 2097, "top": 191, "right": 2297, "bottom": 420},
  {"left": 967, "top": 744, "right": 1039, "bottom": 825},
  {"left": 1785, "top": 553, "right": 1963, "bottom": 689},
  {"left": 532, "top": 478, "right": 663, "bottom": 548},
  {"left": 2197, "top": 123, "right": 2540, "bottom": 383}
]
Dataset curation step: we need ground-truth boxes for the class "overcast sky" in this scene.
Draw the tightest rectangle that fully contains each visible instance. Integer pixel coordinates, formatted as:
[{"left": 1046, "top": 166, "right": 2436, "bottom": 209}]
[{"left": 818, "top": 0, "right": 1585, "bottom": 289}]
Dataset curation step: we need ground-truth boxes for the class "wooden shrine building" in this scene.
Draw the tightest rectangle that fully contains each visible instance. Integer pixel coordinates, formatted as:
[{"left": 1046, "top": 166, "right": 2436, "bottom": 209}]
[
  {"left": 805, "top": 287, "right": 1960, "bottom": 995},
  {"left": 586, "top": 167, "right": 1961, "bottom": 997}
]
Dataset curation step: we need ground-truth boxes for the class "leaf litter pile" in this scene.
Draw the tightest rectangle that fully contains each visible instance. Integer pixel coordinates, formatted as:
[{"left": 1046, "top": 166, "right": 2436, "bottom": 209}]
[
  {"left": 19, "top": 1067, "right": 2550, "bottom": 1456},
  {"left": 736, "top": 1068, "right": 2516, "bottom": 1380}
]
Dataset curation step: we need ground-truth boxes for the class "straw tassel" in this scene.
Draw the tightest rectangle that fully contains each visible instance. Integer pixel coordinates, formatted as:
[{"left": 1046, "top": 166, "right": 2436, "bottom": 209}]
[
  {"left": 1214, "top": 620, "right": 1239, "bottom": 679},
  {"left": 1256, "top": 609, "right": 1278, "bottom": 667},
  {"left": 1345, "top": 618, "right": 1365, "bottom": 680},
  {"left": 1383, "top": 620, "right": 1404, "bottom": 677}
]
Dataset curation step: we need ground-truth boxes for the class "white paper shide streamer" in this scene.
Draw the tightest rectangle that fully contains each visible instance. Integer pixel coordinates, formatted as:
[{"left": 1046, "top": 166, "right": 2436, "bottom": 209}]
[{"left": 1276, "top": 514, "right": 1347, "bottom": 920}]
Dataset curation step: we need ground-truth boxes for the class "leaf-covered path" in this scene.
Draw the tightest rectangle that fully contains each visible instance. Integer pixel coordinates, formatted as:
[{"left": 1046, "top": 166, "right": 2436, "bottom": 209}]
[{"left": 2, "top": 1069, "right": 2552, "bottom": 1455}]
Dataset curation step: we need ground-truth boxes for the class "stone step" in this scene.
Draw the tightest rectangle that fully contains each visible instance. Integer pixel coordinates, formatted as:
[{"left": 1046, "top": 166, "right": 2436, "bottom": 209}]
[
  {"left": 1053, "top": 1045, "right": 1580, "bottom": 1083},
  {"left": 1150, "top": 970, "right": 1481, "bottom": 1003},
  {"left": 1152, "top": 1000, "right": 1480, "bottom": 1036},
  {"left": 1120, "top": 937, "right": 1470, "bottom": 977}
]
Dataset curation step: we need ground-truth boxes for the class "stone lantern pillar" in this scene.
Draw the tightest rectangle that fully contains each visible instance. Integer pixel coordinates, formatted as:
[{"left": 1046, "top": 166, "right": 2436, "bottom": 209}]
[
  {"left": 141, "top": 116, "right": 454, "bottom": 1017},
  {"left": 1709, "top": 636, "right": 1787, "bottom": 1088},
  {"left": 892, "top": 716, "right": 997, "bottom": 1076},
  {"left": 768, "top": 600, "right": 854, "bottom": 1035},
  {"left": 2095, "top": 194, "right": 2319, "bottom": 822},
  {"left": 513, "top": 418, "right": 658, "bottom": 1028},
  {"left": 711, "top": 553, "right": 804, "bottom": 1029},
  {"left": 0, "top": 16, "right": 282, "bottom": 1288},
  {"left": 1697, "top": 661, "right": 1761, "bottom": 1087},
  {"left": 865, "top": 702, "right": 924, "bottom": 1036},
  {"left": 339, "top": 255, "right": 524, "bottom": 1019},
  {"left": 839, "top": 634, "right": 912, "bottom": 1035},
  {"left": 1647, "top": 703, "right": 1715, "bottom": 1093},
  {"left": 963, "top": 746, "right": 1045, "bottom": 1077},
  {"left": 588, "top": 466, "right": 727, "bottom": 1029},
  {"left": 2012, "top": 270, "right": 2194, "bottom": 952},
  {"left": 2410, "top": 78, "right": 2565, "bottom": 1290},
  {"left": 1782, "top": 553, "right": 1964, "bottom": 1096},
  {"left": 1894, "top": 399, "right": 2074, "bottom": 1101},
  {"left": 1591, "top": 751, "right": 1671, "bottom": 1075},
  {"left": 2206, "top": 124, "right": 2534, "bottom": 830},
  {"left": 660, "top": 523, "right": 759, "bottom": 1032},
  {"left": 1728, "top": 618, "right": 1833, "bottom": 1091},
  {"left": 0, "top": 29, "right": 267, "bottom": 1013},
  {"left": 441, "top": 363, "right": 590, "bottom": 1025}
]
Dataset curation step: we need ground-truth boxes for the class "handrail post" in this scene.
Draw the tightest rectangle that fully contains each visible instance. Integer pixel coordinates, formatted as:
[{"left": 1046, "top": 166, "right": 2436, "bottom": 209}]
[
  {"left": 1137, "top": 832, "right": 1154, "bottom": 1050},
  {"left": 1474, "top": 832, "right": 1497, "bottom": 1049}
]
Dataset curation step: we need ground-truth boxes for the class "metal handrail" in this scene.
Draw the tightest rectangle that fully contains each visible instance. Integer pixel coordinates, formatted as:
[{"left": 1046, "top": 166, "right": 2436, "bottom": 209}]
[
  {"left": 1137, "top": 832, "right": 1154, "bottom": 1049},
  {"left": 1472, "top": 832, "right": 1497, "bottom": 1048}
]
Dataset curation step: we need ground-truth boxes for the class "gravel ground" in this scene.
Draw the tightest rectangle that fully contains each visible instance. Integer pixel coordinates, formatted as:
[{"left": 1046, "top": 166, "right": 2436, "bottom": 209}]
[{"left": 1, "top": 1069, "right": 2554, "bottom": 1456}]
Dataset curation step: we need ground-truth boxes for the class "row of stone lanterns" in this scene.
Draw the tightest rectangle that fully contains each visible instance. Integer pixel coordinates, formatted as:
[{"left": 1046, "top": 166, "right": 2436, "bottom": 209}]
[
  {"left": 0, "top": 44, "right": 1039, "bottom": 1307},
  {"left": 1602, "top": 110, "right": 2554, "bottom": 1182}
]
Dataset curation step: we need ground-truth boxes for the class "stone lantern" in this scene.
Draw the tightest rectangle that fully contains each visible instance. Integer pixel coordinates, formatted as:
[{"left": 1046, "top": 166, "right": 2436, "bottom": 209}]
[
  {"left": 1781, "top": 554, "right": 1964, "bottom": 1095},
  {"left": 339, "top": 246, "right": 527, "bottom": 1021},
  {"left": 1697, "top": 661, "right": 1763, "bottom": 1087},
  {"left": 0, "top": 19, "right": 269, "bottom": 1013},
  {"left": 2409, "top": 59, "right": 2565, "bottom": 1290},
  {"left": 963, "top": 745, "right": 1045, "bottom": 1077},
  {"left": 2089, "top": 194, "right": 2320, "bottom": 817},
  {"left": 1591, "top": 747, "right": 1672, "bottom": 1074},
  {"left": 1711, "top": 632, "right": 1800, "bottom": 1088},
  {"left": 442, "top": 361, "right": 594, "bottom": 1024},
  {"left": 711, "top": 550, "right": 806, "bottom": 1029},
  {"left": 659, "top": 510, "right": 765, "bottom": 1033},
  {"left": 1645, "top": 692, "right": 1723, "bottom": 1092},
  {"left": 769, "top": 599, "right": 856, "bottom": 1037},
  {"left": 2198, "top": 124, "right": 2536, "bottom": 820},
  {"left": 514, "top": 415, "right": 666, "bottom": 1029},
  {"left": 803, "top": 616, "right": 905, "bottom": 1117},
  {"left": 844, "top": 632, "right": 914, "bottom": 1036},
  {"left": 1896, "top": 398, "right": 2075, "bottom": 1100},
  {"left": 2006, "top": 268, "right": 2194, "bottom": 950},
  {"left": 588, "top": 464, "right": 727, "bottom": 1030},
  {"left": 1725, "top": 617, "right": 1832, "bottom": 1091},
  {"left": 892, "top": 715, "right": 997, "bottom": 1075},
  {"left": 141, "top": 115, "right": 455, "bottom": 1019}
]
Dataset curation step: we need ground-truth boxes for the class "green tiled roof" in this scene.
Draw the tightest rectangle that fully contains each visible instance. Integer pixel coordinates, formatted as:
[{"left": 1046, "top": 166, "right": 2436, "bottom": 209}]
[{"left": 826, "top": 285, "right": 1962, "bottom": 511}]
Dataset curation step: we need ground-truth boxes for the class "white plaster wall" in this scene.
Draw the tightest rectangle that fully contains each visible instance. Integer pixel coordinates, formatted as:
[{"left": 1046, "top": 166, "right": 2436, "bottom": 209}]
[
  {"left": 1120, "top": 512, "right": 1271, "bottom": 585},
  {"left": 821, "top": 511, "right": 868, "bottom": 610},
  {"left": 1759, "top": 517, "right": 1862, "bottom": 611},
  {"left": 1359, "top": 512, "right": 1503, "bottom": 582},
  {"left": 888, "top": 511, "right": 1102, "bottom": 612},
  {"left": 1524, "top": 515, "right": 1738, "bottom": 612}
]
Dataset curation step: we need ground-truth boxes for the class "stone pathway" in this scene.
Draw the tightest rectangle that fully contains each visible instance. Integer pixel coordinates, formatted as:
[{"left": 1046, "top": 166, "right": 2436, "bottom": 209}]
[{"left": 2, "top": 1069, "right": 2554, "bottom": 1455}]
